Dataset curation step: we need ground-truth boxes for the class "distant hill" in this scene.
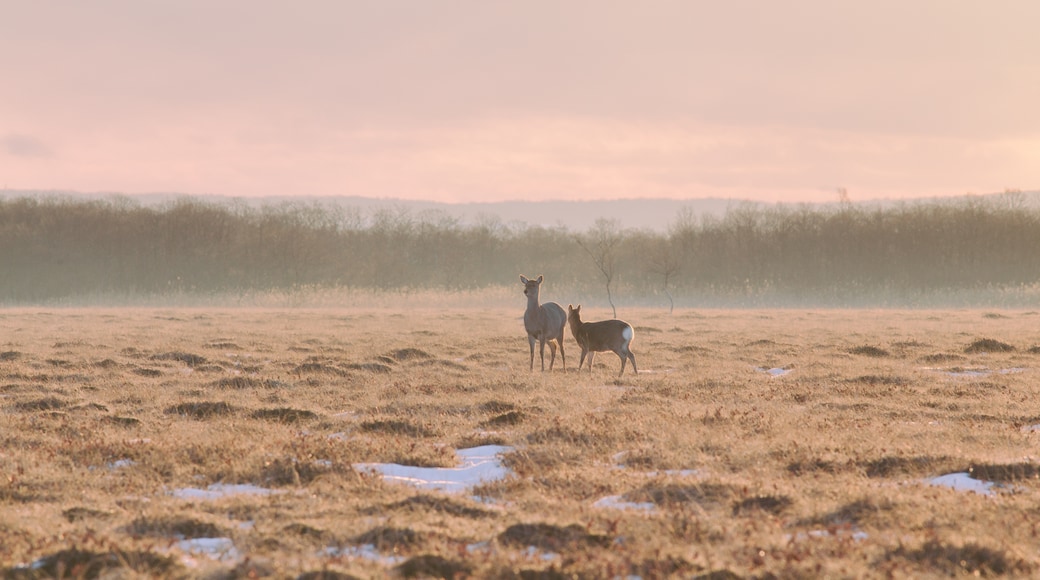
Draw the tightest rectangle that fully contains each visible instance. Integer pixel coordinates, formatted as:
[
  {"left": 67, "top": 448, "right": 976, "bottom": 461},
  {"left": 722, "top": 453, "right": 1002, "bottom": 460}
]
[{"left": 2, "top": 189, "right": 1037, "bottom": 232}]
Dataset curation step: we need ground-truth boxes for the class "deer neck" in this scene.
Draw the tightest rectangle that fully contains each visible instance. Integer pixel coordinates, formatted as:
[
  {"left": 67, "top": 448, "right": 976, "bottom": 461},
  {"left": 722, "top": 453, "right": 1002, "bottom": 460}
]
[{"left": 525, "top": 292, "right": 541, "bottom": 312}]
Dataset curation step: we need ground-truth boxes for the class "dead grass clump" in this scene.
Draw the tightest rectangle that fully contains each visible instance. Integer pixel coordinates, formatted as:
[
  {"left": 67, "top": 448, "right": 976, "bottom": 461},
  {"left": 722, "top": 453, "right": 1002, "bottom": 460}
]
[
  {"left": 965, "top": 338, "right": 1016, "bottom": 353},
  {"left": 13, "top": 396, "right": 66, "bottom": 411},
  {"left": 918, "top": 353, "right": 966, "bottom": 364},
  {"left": 862, "top": 455, "right": 960, "bottom": 478},
  {"left": 92, "top": 358, "right": 119, "bottom": 369},
  {"left": 969, "top": 462, "right": 1040, "bottom": 483},
  {"left": 124, "top": 515, "right": 226, "bottom": 538},
  {"left": 674, "top": 345, "right": 713, "bottom": 355},
  {"left": 345, "top": 362, "right": 392, "bottom": 373},
  {"left": 414, "top": 358, "right": 468, "bottom": 371},
  {"left": 0, "top": 484, "right": 53, "bottom": 503},
  {"left": 481, "top": 410, "right": 525, "bottom": 427},
  {"left": 387, "top": 348, "right": 433, "bottom": 361},
  {"left": 132, "top": 367, "right": 162, "bottom": 377},
  {"left": 293, "top": 362, "right": 349, "bottom": 376},
  {"left": 164, "top": 400, "right": 235, "bottom": 419},
  {"left": 282, "top": 522, "right": 328, "bottom": 541},
  {"left": 615, "top": 451, "right": 656, "bottom": 469},
  {"left": 732, "top": 494, "right": 793, "bottom": 516},
  {"left": 150, "top": 351, "right": 207, "bottom": 366},
  {"left": 62, "top": 507, "right": 115, "bottom": 523},
  {"left": 3, "top": 547, "right": 182, "bottom": 579},
  {"left": 0, "top": 351, "right": 21, "bottom": 361},
  {"left": 394, "top": 554, "right": 471, "bottom": 579},
  {"left": 490, "top": 566, "right": 572, "bottom": 579},
  {"left": 497, "top": 522, "right": 612, "bottom": 551},
  {"left": 213, "top": 376, "right": 290, "bottom": 389},
  {"left": 360, "top": 419, "right": 439, "bottom": 438},
  {"left": 886, "top": 540, "right": 1032, "bottom": 577},
  {"left": 848, "top": 345, "right": 890, "bottom": 357},
  {"left": 103, "top": 415, "right": 141, "bottom": 427},
  {"left": 206, "top": 340, "right": 242, "bottom": 349},
  {"left": 297, "top": 571, "right": 361, "bottom": 580},
  {"left": 893, "top": 339, "right": 928, "bottom": 348},
  {"left": 375, "top": 495, "right": 496, "bottom": 519},
  {"left": 250, "top": 407, "right": 319, "bottom": 423},
  {"left": 847, "top": 375, "right": 909, "bottom": 386},
  {"left": 453, "top": 433, "right": 509, "bottom": 450},
  {"left": 70, "top": 402, "right": 108, "bottom": 412},
  {"left": 526, "top": 425, "right": 604, "bottom": 448},
  {"left": 259, "top": 457, "right": 342, "bottom": 486},
  {"left": 353, "top": 526, "right": 423, "bottom": 550},
  {"left": 627, "top": 557, "right": 702, "bottom": 579},
  {"left": 807, "top": 497, "right": 895, "bottom": 527},
  {"left": 479, "top": 400, "right": 517, "bottom": 414},
  {"left": 624, "top": 482, "right": 736, "bottom": 509}
]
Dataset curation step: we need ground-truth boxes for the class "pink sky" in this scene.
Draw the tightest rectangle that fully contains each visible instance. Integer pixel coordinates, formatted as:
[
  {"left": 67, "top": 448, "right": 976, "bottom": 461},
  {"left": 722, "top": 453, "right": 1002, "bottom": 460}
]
[{"left": 2, "top": 1, "right": 1038, "bottom": 204}]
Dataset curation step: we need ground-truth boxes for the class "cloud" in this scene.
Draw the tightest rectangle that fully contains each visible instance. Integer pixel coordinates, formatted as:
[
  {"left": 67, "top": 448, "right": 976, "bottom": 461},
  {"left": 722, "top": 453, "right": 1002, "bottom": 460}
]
[{"left": 2, "top": 134, "right": 53, "bottom": 158}]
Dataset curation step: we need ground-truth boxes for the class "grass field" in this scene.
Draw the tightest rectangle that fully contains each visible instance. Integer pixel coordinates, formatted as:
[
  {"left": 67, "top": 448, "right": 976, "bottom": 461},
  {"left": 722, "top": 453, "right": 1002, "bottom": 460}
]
[{"left": 2, "top": 306, "right": 1040, "bottom": 578}]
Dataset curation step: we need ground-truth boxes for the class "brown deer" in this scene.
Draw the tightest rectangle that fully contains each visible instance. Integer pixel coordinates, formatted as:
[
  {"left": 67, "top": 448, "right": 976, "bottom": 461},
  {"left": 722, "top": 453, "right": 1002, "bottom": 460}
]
[
  {"left": 520, "top": 275, "right": 567, "bottom": 371},
  {"left": 567, "top": 304, "right": 637, "bottom": 377}
]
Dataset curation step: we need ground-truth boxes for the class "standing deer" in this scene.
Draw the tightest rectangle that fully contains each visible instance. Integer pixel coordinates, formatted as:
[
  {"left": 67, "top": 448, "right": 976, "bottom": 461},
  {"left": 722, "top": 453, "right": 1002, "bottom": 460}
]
[
  {"left": 520, "top": 275, "right": 567, "bottom": 371},
  {"left": 567, "top": 304, "right": 637, "bottom": 377}
]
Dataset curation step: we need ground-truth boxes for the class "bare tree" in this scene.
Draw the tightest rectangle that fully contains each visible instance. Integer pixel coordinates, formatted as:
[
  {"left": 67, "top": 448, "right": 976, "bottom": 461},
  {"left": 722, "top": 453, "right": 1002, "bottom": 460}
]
[
  {"left": 647, "top": 238, "right": 680, "bottom": 314},
  {"left": 576, "top": 218, "right": 622, "bottom": 318}
]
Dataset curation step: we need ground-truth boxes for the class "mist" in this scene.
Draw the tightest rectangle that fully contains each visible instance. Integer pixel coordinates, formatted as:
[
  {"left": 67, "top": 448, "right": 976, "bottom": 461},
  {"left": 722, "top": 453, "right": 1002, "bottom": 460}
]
[{"left": 2, "top": 192, "right": 1040, "bottom": 308}]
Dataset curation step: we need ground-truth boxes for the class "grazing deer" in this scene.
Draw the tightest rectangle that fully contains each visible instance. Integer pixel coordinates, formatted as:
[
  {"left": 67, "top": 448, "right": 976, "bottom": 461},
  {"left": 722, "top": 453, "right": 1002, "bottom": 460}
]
[
  {"left": 567, "top": 304, "right": 637, "bottom": 377},
  {"left": 520, "top": 275, "right": 567, "bottom": 371}
]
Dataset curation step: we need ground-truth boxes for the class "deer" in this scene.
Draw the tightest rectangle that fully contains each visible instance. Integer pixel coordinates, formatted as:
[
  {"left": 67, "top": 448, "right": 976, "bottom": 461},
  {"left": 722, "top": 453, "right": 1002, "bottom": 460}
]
[
  {"left": 566, "top": 304, "right": 637, "bottom": 377},
  {"left": 520, "top": 275, "right": 567, "bottom": 371}
]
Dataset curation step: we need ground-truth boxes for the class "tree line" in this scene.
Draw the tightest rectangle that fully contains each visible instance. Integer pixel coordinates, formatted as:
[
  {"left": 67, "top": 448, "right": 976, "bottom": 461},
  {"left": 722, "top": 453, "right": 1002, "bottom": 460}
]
[{"left": 1, "top": 194, "right": 1039, "bottom": 307}]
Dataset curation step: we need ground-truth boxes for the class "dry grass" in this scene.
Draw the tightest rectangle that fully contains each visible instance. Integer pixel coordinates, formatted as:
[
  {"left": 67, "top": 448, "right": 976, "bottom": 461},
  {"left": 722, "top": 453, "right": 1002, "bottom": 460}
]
[{"left": 2, "top": 307, "right": 1040, "bottom": 578}]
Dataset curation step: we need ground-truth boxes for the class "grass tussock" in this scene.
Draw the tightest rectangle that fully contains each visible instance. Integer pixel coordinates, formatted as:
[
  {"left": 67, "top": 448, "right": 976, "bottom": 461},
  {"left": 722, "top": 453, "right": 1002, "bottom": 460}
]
[
  {"left": 2, "top": 307, "right": 1040, "bottom": 577},
  {"left": 965, "top": 338, "right": 1016, "bottom": 353}
]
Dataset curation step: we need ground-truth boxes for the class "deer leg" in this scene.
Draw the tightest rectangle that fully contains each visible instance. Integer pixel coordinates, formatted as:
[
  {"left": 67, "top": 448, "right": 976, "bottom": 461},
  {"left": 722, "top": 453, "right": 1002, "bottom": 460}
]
[
  {"left": 538, "top": 338, "right": 547, "bottom": 371},
  {"left": 587, "top": 352, "right": 595, "bottom": 372},
  {"left": 528, "top": 335, "right": 536, "bottom": 371},
  {"left": 548, "top": 341, "right": 557, "bottom": 370},
  {"left": 557, "top": 338, "right": 565, "bottom": 370}
]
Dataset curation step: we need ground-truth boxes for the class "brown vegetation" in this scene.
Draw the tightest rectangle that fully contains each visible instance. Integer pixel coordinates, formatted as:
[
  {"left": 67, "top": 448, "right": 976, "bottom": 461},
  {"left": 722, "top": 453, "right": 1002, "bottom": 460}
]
[
  {"left": 2, "top": 307, "right": 1040, "bottom": 578},
  {"left": 5, "top": 195, "right": 1040, "bottom": 307}
]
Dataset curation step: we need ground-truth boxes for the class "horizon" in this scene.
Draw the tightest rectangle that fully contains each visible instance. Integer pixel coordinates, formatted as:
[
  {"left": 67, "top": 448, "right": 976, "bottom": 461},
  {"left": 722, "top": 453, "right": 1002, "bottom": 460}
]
[
  {"left": 5, "top": 187, "right": 1036, "bottom": 233},
  {"left": 3, "top": 2, "right": 1039, "bottom": 204}
]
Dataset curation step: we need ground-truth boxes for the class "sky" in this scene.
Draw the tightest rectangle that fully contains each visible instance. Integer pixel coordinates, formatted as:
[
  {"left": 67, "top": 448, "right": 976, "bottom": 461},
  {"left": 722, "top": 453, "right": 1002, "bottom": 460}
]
[{"left": 2, "top": 1, "right": 1039, "bottom": 205}]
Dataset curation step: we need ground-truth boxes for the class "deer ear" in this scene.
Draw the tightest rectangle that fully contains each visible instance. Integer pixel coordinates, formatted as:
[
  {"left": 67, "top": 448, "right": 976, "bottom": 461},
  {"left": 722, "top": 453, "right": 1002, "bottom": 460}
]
[
  {"left": 520, "top": 275, "right": 528, "bottom": 284},
  {"left": 536, "top": 275, "right": 543, "bottom": 283}
]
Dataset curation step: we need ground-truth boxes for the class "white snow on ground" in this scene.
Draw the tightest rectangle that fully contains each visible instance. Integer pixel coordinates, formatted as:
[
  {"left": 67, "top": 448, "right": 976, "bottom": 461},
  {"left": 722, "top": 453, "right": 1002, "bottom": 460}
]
[
  {"left": 755, "top": 366, "right": 792, "bottom": 377},
  {"left": 169, "top": 483, "right": 285, "bottom": 500},
  {"left": 925, "top": 472, "right": 998, "bottom": 496},
  {"left": 323, "top": 544, "right": 406, "bottom": 566},
  {"left": 353, "top": 445, "right": 513, "bottom": 493},
  {"left": 924, "top": 367, "right": 1026, "bottom": 378},
  {"left": 592, "top": 495, "right": 656, "bottom": 512},
  {"left": 175, "top": 537, "right": 240, "bottom": 563}
]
